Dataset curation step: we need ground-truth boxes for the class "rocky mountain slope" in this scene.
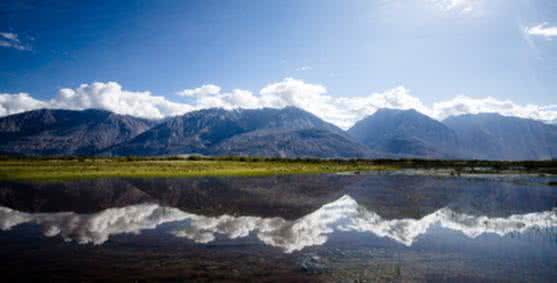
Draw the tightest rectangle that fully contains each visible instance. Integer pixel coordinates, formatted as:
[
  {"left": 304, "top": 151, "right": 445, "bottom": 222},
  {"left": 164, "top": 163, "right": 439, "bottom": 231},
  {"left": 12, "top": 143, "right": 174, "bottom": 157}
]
[
  {"left": 348, "top": 109, "right": 460, "bottom": 158},
  {"left": 0, "top": 109, "right": 157, "bottom": 155},
  {"left": 444, "top": 113, "right": 557, "bottom": 160},
  {"left": 107, "top": 107, "right": 373, "bottom": 158}
]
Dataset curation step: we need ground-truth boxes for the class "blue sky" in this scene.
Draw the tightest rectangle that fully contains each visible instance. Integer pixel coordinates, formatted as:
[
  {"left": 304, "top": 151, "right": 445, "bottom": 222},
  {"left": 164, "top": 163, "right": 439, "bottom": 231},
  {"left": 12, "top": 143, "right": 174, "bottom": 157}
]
[{"left": 1, "top": 0, "right": 557, "bottom": 128}]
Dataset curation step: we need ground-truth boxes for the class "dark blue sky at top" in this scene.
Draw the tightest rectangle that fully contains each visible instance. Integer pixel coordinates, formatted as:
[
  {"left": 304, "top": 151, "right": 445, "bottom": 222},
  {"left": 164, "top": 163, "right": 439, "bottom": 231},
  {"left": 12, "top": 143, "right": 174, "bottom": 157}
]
[{"left": 1, "top": 0, "right": 557, "bottom": 105}]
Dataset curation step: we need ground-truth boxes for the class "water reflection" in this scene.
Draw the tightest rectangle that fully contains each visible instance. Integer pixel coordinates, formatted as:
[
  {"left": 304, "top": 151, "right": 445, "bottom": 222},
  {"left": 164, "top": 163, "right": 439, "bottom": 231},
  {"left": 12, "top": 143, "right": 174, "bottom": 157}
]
[
  {"left": 2, "top": 195, "right": 556, "bottom": 253},
  {"left": 0, "top": 204, "right": 188, "bottom": 244},
  {"left": 2, "top": 174, "right": 556, "bottom": 218}
]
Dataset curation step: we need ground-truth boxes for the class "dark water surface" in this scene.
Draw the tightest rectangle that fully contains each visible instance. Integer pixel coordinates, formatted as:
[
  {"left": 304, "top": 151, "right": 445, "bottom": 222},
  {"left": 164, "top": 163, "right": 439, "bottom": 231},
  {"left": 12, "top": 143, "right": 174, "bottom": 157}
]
[{"left": 1, "top": 173, "right": 556, "bottom": 282}]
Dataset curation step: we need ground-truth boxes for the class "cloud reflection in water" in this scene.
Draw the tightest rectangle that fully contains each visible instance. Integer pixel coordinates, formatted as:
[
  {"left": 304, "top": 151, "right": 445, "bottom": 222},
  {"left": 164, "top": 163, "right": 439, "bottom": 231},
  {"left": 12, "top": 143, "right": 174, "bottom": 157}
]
[{"left": 1, "top": 195, "right": 556, "bottom": 253}]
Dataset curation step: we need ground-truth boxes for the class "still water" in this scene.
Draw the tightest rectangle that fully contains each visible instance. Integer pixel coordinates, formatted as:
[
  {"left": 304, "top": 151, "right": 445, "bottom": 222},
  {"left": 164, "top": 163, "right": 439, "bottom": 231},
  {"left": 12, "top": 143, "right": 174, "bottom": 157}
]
[{"left": 0, "top": 173, "right": 556, "bottom": 282}]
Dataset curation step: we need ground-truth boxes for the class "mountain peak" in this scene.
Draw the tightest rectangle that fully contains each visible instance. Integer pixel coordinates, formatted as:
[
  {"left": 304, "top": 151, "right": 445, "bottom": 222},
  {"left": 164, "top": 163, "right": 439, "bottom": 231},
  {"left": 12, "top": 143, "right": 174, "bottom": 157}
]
[
  {"left": 372, "top": 108, "right": 430, "bottom": 120},
  {"left": 348, "top": 108, "right": 458, "bottom": 158}
]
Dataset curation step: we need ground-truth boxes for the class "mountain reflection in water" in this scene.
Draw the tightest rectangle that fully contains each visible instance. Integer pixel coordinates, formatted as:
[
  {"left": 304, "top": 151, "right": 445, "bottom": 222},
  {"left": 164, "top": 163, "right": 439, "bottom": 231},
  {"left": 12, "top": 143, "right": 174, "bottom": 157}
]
[
  {"left": 2, "top": 175, "right": 557, "bottom": 282},
  {"left": 2, "top": 195, "right": 556, "bottom": 253}
]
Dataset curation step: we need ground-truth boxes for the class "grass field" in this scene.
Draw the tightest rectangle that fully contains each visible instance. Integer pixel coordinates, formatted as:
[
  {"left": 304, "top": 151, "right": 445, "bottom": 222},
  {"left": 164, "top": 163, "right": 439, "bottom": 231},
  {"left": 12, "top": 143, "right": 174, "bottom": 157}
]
[
  {"left": 0, "top": 156, "right": 555, "bottom": 181},
  {"left": 0, "top": 158, "right": 395, "bottom": 181}
]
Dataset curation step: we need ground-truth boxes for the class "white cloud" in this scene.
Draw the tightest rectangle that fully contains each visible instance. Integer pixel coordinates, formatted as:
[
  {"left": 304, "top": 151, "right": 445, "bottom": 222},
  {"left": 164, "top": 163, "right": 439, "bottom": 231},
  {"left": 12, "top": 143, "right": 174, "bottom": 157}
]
[
  {"left": 177, "top": 84, "right": 221, "bottom": 97},
  {"left": 431, "top": 96, "right": 557, "bottom": 121},
  {"left": 177, "top": 78, "right": 410, "bottom": 129},
  {"left": 177, "top": 78, "right": 557, "bottom": 129},
  {"left": 1, "top": 79, "right": 557, "bottom": 128},
  {"left": 0, "top": 93, "right": 48, "bottom": 116},
  {"left": 178, "top": 86, "right": 262, "bottom": 110},
  {"left": 0, "top": 32, "right": 30, "bottom": 51},
  {"left": 50, "top": 82, "right": 193, "bottom": 119},
  {"left": 428, "top": 0, "right": 480, "bottom": 14},
  {"left": 525, "top": 23, "right": 557, "bottom": 39},
  {"left": 0, "top": 82, "right": 193, "bottom": 119},
  {"left": 262, "top": 82, "right": 429, "bottom": 130},
  {"left": 259, "top": 77, "right": 330, "bottom": 109}
]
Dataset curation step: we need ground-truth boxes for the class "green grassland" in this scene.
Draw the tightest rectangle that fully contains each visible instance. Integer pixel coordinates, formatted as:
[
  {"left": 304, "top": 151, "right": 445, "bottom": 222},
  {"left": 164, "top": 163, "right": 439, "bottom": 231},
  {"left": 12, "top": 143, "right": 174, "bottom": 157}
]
[
  {"left": 0, "top": 157, "right": 394, "bottom": 181},
  {"left": 0, "top": 156, "right": 555, "bottom": 181}
]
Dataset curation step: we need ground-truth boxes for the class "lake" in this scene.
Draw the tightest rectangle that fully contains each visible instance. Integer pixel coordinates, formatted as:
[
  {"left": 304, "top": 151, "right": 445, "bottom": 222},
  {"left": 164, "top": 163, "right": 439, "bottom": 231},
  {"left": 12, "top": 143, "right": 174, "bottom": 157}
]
[{"left": 1, "top": 172, "right": 556, "bottom": 282}]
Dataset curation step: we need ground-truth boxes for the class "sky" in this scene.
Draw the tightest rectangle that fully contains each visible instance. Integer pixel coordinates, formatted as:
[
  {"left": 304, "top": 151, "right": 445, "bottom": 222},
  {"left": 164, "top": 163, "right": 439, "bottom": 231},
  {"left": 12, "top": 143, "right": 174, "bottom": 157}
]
[{"left": 1, "top": 0, "right": 557, "bottom": 129}]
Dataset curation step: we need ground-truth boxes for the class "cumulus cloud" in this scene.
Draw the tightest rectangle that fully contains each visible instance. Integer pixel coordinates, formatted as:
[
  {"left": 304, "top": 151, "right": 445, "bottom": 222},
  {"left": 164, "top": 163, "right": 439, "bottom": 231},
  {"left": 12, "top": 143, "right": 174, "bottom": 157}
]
[
  {"left": 177, "top": 84, "right": 221, "bottom": 97},
  {"left": 0, "top": 82, "right": 193, "bottom": 119},
  {"left": 525, "top": 23, "right": 557, "bottom": 39},
  {"left": 0, "top": 32, "right": 30, "bottom": 51},
  {"left": 0, "top": 93, "right": 48, "bottom": 116},
  {"left": 432, "top": 96, "right": 557, "bottom": 121},
  {"left": 51, "top": 82, "right": 193, "bottom": 119},
  {"left": 178, "top": 78, "right": 557, "bottom": 129},
  {"left": 173, "top": 78, "right": 429, "bottom": 129},
  {"left": 181, "top": 88, "right": 262, "bottom": 110},
  {"left": 1, "top": 79, "right": 557, "bottom": 128}
]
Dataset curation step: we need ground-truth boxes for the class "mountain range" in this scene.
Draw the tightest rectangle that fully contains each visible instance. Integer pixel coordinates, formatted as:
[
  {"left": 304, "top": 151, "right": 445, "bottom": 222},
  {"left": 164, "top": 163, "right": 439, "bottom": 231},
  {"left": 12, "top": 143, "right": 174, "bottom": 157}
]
[
  {"left": 105, "top": 107, "right": 373, "bottom": 158},
  {"left": 0, "top": 107, "right": 555, "bottom": 160}
]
